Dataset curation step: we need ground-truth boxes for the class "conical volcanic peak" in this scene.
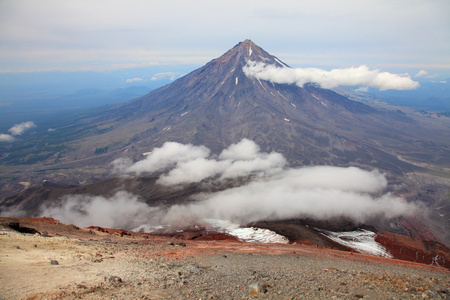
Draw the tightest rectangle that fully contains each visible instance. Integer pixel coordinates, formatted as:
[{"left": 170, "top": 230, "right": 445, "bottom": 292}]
[
  {"left": 145, "top": 39, "right": 291, "bottom": 108},
  {"left": 157, "top": 39, "right": 291, "bottom": 102},
  {"left": 54, "top": 39, "right": 448, "bottom": 185},
  {"left": 213, "top": 39, "right": 289, "bottom": 68},
  {"left": 147, "top": 39, "right": 288, "bottom": 98}
]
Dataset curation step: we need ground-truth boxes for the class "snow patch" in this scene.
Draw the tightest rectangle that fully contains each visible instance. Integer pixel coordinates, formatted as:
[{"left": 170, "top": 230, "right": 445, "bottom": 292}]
[
  {"left": 312, "top": 94, "right": 327, "bottom": 106},
  {"left": 319, "top": 229, "right": 393, "bottom": 258},
  {"left": 274, "top": 57, "right": 288, "bottom": 68},
  {"left": 431, "top": 254, "right": 442, "bottom": 267},
  {"left": 180, "top": 111, "right": 189, "bottom": 117},
  {"left": 248, "top": 47, "right": 252, "bottom": 57},
  {"left": 133, "top": 219, "right": 288, "bottom": 244},
  {"left": 235, "top": 77, "right": 238, "bottom": 85},
  {"left": 277, "top": 91, "right": 288, "bottom": 101},
  {"left": 257, "top": 78, "right": 268, "bottom": 92},
  {"left": 291, "top": 103, "right": 296, "bottom": 108},
  {"left": 284, "top": 118, "right": 290, "bottom": 122},
  {"left": 203, "top": 219, "right": 289, "bottom": 244}
]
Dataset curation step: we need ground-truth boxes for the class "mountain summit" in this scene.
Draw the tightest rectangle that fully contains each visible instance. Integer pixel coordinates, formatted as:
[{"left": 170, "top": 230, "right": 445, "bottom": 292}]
[
  {"left": 115, "top": 39, "right": 293, "bottom": 123},
  {"left": 213, "top": 39, "right": 289, "bottom": 67}
]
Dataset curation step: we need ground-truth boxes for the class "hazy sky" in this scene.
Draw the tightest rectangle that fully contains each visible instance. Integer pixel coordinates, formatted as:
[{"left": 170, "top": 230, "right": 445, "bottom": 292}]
[{"left": 0, "top": 0, "right": 449, "bottom": 90}]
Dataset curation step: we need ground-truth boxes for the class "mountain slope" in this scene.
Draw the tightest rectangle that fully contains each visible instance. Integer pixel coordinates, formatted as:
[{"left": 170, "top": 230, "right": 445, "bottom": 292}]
[
  {"left": 38, "top": 40, "right": 445, "bottom": 177},
  {"left": 1, "top": 40, "right": 449, "bottom": 192}
]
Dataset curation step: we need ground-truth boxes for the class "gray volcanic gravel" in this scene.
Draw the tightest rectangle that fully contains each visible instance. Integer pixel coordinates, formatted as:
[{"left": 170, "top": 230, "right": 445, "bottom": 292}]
[{"left": 0, "top": 220, "right": 449, "bottom": 299}]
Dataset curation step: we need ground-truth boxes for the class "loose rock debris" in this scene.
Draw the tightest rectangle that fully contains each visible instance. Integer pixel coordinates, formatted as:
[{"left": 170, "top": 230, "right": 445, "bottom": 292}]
[{"left": 0, "top": 219, "right": 449, "bottom": 299}]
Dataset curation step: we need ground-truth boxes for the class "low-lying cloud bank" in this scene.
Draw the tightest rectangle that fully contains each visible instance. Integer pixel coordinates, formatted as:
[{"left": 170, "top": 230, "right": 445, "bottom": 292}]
[
  {"left": 113, "top": 139, "right": 286, "bottom": 185},
  {"left": 39, "top": 139, "right": 418, "bottom": 230},
  {"left": 0, "top": 121, "right": 36, "bottom": 142},
  {"left": 161, "top": 166, "right": 415, "bottom": 227},
  {"left": 243, "top": 62, "right": 420, "bottom": 91},
  {"left": 41, "top": 191, "right": 159, "bottom": 229}
]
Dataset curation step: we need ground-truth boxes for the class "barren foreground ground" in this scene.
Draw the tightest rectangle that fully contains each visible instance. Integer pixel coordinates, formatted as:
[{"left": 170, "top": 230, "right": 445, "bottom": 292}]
[{"left": 0, "top": 218, "right": 449, "bottom": 299}]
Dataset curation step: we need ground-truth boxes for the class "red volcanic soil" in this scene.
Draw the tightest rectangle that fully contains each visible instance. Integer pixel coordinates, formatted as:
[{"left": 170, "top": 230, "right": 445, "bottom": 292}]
[
  {"left": 398, "top": 216, "right": 440, "bottom": 242},
  {"left": 1, "top": 216, "right": 449, "bottom": 271},
  {"left": 376, "top": 232, "right": 450, "bottom": 269},
  {"left": 87, "top": 224, "right": 240, "bottom": 242}
]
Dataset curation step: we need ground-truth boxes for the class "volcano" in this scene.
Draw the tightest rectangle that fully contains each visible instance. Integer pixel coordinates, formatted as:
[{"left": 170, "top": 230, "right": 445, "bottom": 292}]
[
  {"left": 41, "top": 39, "right": 447, "bottom": 175},
  {"left": 1, "top": 40, "right": 449, "bottom": 248},
  {"left": 2, "top": 40, "right": 449, "bottom": 174}
]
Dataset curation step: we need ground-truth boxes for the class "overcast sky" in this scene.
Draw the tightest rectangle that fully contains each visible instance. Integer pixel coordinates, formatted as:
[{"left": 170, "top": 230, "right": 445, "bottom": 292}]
[{"left": 0, "top": 0, "right": 449, "bottom": 90}]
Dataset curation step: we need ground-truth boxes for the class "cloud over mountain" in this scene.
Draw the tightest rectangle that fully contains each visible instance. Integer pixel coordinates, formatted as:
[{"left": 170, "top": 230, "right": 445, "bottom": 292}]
[
  {"left": 93, "top": 140, "right": 420, "bottom": 230},
  {"left": 162, "top": 166, "right": 417, "bottom": 226},
  {"left": 40, "top": 163, "right": 417, "bottom": 231},
  {"left": 243, "top": 62, "right": 420, "bottom": 91},
  {"left": 124, "top": 142, "right": 211, "bottom": 176},
  {"left": 41, "top": 191, "right": 158, "bottom": 229},
  {"left": 114, "top": 139, "right": 286, "bottom": 185}
]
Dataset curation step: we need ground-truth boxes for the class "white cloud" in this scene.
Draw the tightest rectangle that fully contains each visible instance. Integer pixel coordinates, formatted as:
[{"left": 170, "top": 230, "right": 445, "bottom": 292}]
[
  {"left": 124, "top": 71, "right": 182, "bottom": 84},
  {"left": 111, "top": 157, "right": 133, "bottom": 174},
  {"left": 0, "top": 121, "right": 35, "bottom": 142},
  {"left": 40, "top": 191, "right": 159, "bottom": 229},
  {"left": 243, "top": 62, "right": 420, "bottom": 91},
  {"left": 161, "top": 166, "right": 417, "bottom": 227},
  {"left": 151, "top": 72, "right": 180, "bottom": 81},
  {"left": 125, "top": 77, "right": 144, "bottom": 83},
  {"left": 353, "top": 86, "right": 369, "bottom": 93},
  {"left": 414, "top": 70, "right": 429, "bottom": 78},
  {"left": 158, "top": 158, "right": 230, "bottom": 186},
  {"left": 39, "top": 162, "right": 417, "bottom": 232},
  {"left": 122, "top": 140, "right": 415, "bottom": 227},
  {"left": 0, "top": 134, "right": 15, "bottom": 142},
  {"left": 35, "top": 140, "right": 417, "bottom": 231},
  {"left": 219, "top": 138, "right": 262, "bottom": 161},
  {"left": 8, "top": 121, "right": 36, "bottom": 135},
  {"left": 414, "top": 70, "right": 439, "bottom": 79},
  {"left": 220, "top": 153, "right": 285, "bottom": 180},
  {"left": 119, "top": 139, "right": 287, "bottom": 185},
  {"left": 126, "top": 142, "right": 211, "bottom": 176}
]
